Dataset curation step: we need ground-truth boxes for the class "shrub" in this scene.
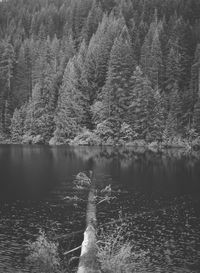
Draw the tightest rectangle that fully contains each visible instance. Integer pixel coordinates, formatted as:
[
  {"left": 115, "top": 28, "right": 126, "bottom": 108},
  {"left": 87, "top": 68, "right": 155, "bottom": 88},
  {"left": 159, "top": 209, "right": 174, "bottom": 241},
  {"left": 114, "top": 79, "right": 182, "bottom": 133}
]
[
  {"left": 71, "top": 129, "right": 101, "bottom": 146},
  {"left": 97, "top": 223, "right": 150, "bottom": 273},
  {"left": 119, "top": 123, "right": 133, "bottom": 143},
  {"left": 95, "top": 120, "right": 115, "bottom": 143},
  {"left": 27, "top": 230, "right": 61, "bottom": 273}
]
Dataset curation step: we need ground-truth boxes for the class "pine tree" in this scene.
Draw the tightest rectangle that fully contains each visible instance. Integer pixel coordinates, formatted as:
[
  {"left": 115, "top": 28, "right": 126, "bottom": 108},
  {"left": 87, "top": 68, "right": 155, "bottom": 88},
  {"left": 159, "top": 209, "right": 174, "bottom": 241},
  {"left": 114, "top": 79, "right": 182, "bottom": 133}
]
[
  {"left": 0, "top": 41, "right": 15, "bottom": 94},
  {"left": 0, "top": 91, "right": 5, "bottom": 135},
  {"left": 82, "top": 13, "right": 125, "bottom": 105},
  {"left": 15, "top": 39, "right": 33, "bottom": 105},
  {"left": 101, "top": 25, "right": 136, "bottom": 138},
  {"left": 140, "top": 17, "right": 163, "bottom": 89},
  {"left": 54, "top": 57, "right": 84, "bottom": 143},
  {"left": 60, "top": 35, "right": 76, "bottom": 72},
  {"left": 128, "top": 66, "right": 153, "bottom": 140},
  {"left": 149, "top": 29, "right": 163, "bottom": 89},
  {"left": 10, "top": 104, "right": 26, "bottom": 142},
  {"left": 115, "top": 0, "right": 134, "bottom": 28},
  {"left": 193, "top": 98, "right": 200, "bottom": 135},
  {"left": 4, "top": 95, "right": 13, "bottom": 135},
  {"left": 190, "top": 44, "right": 200, "bottom": 106},
  {"left": 165, "top": 40, "right": 182, "bottom": 95},
  {"left": 71, "top": 0, "right": 93, "bottom": 47},
  {"left": 164, "top": 82, "right": 182, "bottom": 139},
  {"left": 26, "top": 60, "right": 57, "bottom": 142},
  {"left": 140, "top": 18, "right": 157, "bottom": 76},
  {"left": 172, "top": 17, "right": 194, "bottom": 91},
  {"left": 147, "top": 90, "right": 165, "bottom": 141},
  {"left": 82, "top": 0, "right": 103, "bottom": 44}
]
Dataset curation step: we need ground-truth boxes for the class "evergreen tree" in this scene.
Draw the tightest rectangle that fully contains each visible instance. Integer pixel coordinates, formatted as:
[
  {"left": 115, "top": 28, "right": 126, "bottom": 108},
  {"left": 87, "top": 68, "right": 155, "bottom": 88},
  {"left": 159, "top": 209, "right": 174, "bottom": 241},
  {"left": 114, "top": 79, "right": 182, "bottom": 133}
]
[
  {"left": 190, "top": 44, "right": 200, "bottom": 106},
  {"left": 140, "top": 17, "right": 163, "bottom": 89},
  {"left": 82, "top": 13, "right": 125, "bottom": 105},
  {"left": 140, "top": 17, "right": 157, "bottom": 76},
  {"left": 4, "top": 96, "right": 13, "bottom": 135},
  {"left": 71, "top": 0, "right": 93, "bottom": 47},
  {"left": 147, "top": 90, "right": 165, "bottom": 141},
  {"left": 10, "top": 104, "right": 26, "bottom": 142},
  {"left": 128, "top": 66, "right": 153, "bottom": 140},
  {"left": 149, "top": 29, "right": 163, "bottom": 89},
  {"left": 193, "top": 98, "right": 200, "bottom": 135},
  {"left": 25, "top": 61, "right": 57, "bottom": 142},
  {"left": 164, "top": 82, "right": 182, "bottom": 139},
  {"left": 101, "top": 25, "right": 136, "bottom": 138},
  {"left": 15, "top": 40, "right": 33, "bottom": 105},
  {"left": 82, "top": 0, "right": 103, "bottom": 44},
  {"left": 165, "top": 40, "right": 182, "bottom": 95},
  {"left": 0, "top": 41, "right": 15, "bottom": 94},
  {"left": 54, "top": 57, "right": 84, "bottom": 143}
]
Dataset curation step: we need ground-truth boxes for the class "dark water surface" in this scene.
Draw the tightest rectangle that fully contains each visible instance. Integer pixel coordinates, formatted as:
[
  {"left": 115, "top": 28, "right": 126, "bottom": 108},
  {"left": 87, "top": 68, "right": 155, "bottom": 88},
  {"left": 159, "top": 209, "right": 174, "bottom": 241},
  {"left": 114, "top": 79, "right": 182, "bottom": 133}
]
[{"left": 0, "top": 145, "right": 200, "bottom": 272}]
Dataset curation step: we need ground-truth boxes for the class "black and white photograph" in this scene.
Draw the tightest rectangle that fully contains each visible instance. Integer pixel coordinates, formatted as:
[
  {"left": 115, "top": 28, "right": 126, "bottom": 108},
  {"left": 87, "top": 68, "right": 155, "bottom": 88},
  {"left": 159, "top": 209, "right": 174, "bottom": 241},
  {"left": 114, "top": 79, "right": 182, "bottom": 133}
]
[{"left": 0, "top": 0, "right": 200, "bottom": 272}]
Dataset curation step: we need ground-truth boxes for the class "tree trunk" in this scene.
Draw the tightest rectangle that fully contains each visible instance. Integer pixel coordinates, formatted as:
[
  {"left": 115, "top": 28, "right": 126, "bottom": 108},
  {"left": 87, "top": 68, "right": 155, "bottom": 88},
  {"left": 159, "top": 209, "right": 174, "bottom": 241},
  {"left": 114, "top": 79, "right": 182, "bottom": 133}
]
[{"left": 77, "top": 174, "right": 100, "bottom": 273}]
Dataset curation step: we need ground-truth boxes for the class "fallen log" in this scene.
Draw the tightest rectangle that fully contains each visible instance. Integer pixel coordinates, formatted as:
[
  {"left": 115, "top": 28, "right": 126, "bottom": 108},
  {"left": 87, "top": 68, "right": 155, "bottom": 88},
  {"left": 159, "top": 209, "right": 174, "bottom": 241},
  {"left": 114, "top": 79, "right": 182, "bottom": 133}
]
[{"left": 77, "top": 172, "right": 100, "bottom": 273}]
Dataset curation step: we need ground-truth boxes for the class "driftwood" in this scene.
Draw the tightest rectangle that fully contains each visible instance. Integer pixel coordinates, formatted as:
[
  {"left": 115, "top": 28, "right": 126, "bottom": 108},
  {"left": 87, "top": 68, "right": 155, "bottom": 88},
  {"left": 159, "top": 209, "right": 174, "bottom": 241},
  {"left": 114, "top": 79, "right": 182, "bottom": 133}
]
[
  {"left": 64, "top": 245, "right": 82, "bottom": 256},
  {"left": 77, "top": 172, "right": 100, "bottom": 273}
]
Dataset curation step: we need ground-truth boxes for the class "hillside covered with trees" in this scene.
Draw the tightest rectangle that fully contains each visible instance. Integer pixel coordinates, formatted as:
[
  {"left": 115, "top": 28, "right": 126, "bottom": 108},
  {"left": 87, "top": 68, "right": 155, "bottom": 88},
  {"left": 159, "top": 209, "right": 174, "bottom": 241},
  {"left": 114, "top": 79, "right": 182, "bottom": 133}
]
[{"left": 0, "top": 0, "right": 200, "bottom": 147}]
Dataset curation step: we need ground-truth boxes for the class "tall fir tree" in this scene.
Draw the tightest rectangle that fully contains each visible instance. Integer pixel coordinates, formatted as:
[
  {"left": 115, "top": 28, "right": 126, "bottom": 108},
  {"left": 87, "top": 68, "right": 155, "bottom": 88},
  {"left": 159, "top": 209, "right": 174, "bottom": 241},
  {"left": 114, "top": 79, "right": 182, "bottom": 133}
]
[
  {"left": 193, "top": 98, "right": 200, "bottom": 135},
  {"left": 54, "top": 56, "right": 85, "bottom": 143},
  {"left": 15, "top": 39, "right": 33, "bottom": 105},
  {"left": 82, "top": 0, "right": 103, "bottom": 44},
  {"left": 101, "top": 25, "right": 136, "bottom": 138},
  {"left": 82, "top": 13, "right": 125, "bottom": 106},
  {"left": 163, "top": 82, "right": 183, "bottom": 139},
  {"left": 149, "top": 29, "right": 163, "bottom": 89},
  {"left": 128, "top": 66, "right": 153, "bottom": 140},
  {"left": 10, "top": 103, "right": 27, "bottom": 142}
]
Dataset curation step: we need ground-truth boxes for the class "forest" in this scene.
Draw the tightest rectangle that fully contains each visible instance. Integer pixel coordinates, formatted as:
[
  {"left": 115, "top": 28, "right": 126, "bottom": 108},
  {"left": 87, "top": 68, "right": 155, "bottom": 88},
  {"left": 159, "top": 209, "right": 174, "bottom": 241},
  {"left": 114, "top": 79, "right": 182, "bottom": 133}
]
[{"left": 0, "top": 0, "right": 200, "bottom": 147}]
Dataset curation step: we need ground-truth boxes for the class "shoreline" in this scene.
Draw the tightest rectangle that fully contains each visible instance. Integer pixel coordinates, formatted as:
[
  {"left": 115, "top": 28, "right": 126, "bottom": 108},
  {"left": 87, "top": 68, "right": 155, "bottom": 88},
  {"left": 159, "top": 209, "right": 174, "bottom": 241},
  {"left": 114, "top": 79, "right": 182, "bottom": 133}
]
[{"left": 0, "top": 138, "right": 200, "bottom": 151}]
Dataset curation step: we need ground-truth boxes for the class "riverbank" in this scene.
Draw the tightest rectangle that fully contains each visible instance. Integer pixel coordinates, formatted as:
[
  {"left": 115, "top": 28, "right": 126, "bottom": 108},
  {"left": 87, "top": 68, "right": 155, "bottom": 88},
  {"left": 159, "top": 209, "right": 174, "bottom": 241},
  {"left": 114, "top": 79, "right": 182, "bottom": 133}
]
[
  {"left": 1, "top": 134, "right": 200, "bottom": 152},
  {"left": 2, "top": 126, "right": 200, "bottom": 151}
]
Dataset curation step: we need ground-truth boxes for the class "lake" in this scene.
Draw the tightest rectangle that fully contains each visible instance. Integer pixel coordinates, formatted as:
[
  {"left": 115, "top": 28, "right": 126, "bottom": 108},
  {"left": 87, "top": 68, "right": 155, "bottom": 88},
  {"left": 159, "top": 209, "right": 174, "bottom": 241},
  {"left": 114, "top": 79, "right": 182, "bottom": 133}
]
[{"left": 0, "top": 145, "right": 200, "bottom": 272}]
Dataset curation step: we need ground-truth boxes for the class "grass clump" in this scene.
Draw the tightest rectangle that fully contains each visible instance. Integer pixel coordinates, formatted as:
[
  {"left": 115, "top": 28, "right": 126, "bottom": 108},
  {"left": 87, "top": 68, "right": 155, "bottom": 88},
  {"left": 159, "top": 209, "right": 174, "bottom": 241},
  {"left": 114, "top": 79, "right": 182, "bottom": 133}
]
[
  {"left": 97, "top": 223, "right": 150, "bottom": 273},
  {"left": 27, "top": 229, "right": 62, "bottom": 273}
]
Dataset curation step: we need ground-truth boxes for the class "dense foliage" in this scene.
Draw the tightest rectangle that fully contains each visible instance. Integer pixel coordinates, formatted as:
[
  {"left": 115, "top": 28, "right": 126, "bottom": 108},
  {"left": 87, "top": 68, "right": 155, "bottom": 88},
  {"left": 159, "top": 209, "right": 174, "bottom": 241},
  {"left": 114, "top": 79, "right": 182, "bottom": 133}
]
[{"left": 0, "top": 0, "right": 200, "bottom": 146}]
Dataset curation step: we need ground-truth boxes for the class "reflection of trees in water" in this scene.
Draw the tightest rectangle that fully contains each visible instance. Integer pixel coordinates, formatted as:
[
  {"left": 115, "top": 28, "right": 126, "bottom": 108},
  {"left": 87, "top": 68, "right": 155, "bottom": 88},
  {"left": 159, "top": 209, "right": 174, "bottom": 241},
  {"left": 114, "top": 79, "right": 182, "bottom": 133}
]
[
  {"left": 72, "top": 146, "right": 200, "bottom": 172},
  {"left": 70, "top": 147, "right": 200, "bottom": 195}
]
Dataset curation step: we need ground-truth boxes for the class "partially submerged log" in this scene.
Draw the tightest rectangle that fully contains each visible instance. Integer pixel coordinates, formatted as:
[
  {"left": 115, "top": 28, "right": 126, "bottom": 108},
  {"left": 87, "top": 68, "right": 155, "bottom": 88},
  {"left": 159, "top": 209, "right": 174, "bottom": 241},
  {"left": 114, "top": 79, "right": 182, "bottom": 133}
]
[
  {"left": 74, "top": 172, "right": 91, "bottom": 188},
  {"left": 77, "top": 172, "right": 100, "bottom": 273}
]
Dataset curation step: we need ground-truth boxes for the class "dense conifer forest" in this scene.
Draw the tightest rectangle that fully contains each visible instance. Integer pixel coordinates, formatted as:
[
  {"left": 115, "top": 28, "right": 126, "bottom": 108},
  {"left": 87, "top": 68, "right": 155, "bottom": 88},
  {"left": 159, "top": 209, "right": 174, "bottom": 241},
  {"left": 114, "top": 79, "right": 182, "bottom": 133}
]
[{"left": 0, "top": 0, "right": 200, "bottom": 147}]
